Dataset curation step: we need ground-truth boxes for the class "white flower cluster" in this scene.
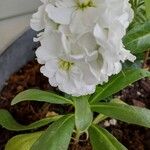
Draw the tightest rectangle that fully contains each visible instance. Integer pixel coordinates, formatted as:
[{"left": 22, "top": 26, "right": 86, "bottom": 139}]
[{"left": 30, "top": 0, "right": 136, "bottom": 96}]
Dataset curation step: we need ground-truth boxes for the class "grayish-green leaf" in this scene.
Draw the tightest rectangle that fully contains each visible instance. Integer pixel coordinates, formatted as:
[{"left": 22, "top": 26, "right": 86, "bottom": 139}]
[
  {"left": 31, "top": 115, "right": 74, "bottom": 150},
  {"left": 11, "top": 89, "right": 73, "bottom": 105},
  {"left": 5, "top": 132, "right": 43, "bottom": 150},
  {"left": 0, "top": 109, "right": 61, "bottom": 131},
  {"left": 123, "top": 21, "right": 150, "bottom": 53},
  {"left": 91, "top": 103, "right": 150, "bottom": 128},
  {"left": 89, "top": 124, "right": 127, "bottom": 150},
  {"left": 90, "top": 69, "right": 150, "bottom": 104},
  {"left": 74, "top": 96, "right": 93, "bottom": 133}
]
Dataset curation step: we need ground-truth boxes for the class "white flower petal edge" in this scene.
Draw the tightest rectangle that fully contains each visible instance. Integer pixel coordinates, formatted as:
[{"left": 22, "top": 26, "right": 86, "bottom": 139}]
[
  {"left": 41, "top": 60, "right": 96, "bottom": 96},
  {"left": 94, "top": 24, "right": 136, "bottom": 63},
  {"left": 30, "top": 0, "right": 57, "bottom": 32},
  {"left": 30, "top": 0, "right": 136, "bottom": 96}
]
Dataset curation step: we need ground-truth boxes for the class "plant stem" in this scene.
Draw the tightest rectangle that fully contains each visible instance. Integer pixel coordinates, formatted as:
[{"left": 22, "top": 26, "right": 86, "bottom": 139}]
[
  {"left": 143, "top": 50, "right": 150, "bottom": 69},
  {"left": 93, "top": 114, "right": 108, "bottom": 124},
  {"left": 74, "top": 130, "right": 81, "bottom": 143}
]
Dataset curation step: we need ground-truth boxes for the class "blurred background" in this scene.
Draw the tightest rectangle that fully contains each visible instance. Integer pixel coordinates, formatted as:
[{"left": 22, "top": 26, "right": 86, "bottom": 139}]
[{"left": 0, "top": 0, "right": 41, "bottom": 55}]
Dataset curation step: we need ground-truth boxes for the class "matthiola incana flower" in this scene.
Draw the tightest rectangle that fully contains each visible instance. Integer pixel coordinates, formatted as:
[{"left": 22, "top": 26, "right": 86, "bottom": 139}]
[
  {"left": 45, "top": 0, "right": 134, "bottom": 34},
  {"left": 31, "top": 0, "right": 136, "bottom": 96}
]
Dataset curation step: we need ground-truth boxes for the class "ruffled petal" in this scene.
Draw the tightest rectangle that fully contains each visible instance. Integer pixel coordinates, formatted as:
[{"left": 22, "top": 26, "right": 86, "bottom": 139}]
[{"left": 46, "top": 3, "right": 74, "bottom": 24}]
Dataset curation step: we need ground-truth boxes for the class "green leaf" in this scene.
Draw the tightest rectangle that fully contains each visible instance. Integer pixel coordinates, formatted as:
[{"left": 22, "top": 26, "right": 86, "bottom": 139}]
[
  {"left": 5, "top": 132, "right": 43, "bottom": 150},
  {"left": 90, "top": 69, "right": 150, "bottom": 104},
  {"left": 74, "top": 96, "right": 93, "bottom": 133},
  {"left": 0, "top": 109, "right": 61, "bottom": 131},
  {"left": 129, "top": 0, "right": 146, "bottom": 28},
  {"left": 89, "top": 124, "right": 127, "bottom": 150},
  {"left": 93, "top": 114, "right": 107, "bottom": 124},
  {"left": 123, "top": 21, "right": 150, "bottom": 53},
  {"left": 91, "top": 103, "right": 150, "bottom": 128},
  {"left": 144, "top": 0, "right": 150, "bottom": 19},
  {"left": 93, "top": 99, "right": 127, "bottom": 124},
  {"left": 11, "top": 89, "right": 73, "bottom": 105},
  {"left": 31, "top": 115, "right": 74, "bottom": 150}
]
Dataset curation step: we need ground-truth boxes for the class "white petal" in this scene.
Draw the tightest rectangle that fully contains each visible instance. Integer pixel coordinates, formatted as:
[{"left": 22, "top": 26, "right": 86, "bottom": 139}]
[
  {"left": 78, "top": 32, "right": 97, "bottom": 51},
  {"left": 70, "top": 7, "right": 99, "bottom": 34},
  {"left": 94, "top": 24, "right": 108, "bottom": 46},
  {"left": 40, "top": 31, "right": 64, "bottom": 57},
  {"left": 41, "top": 59, "right": 58, "bottom": 78},
  {"left": 41, "top": 66, "right": 58, "bottom": 87},
  {"left": 56, "top": 70, "right": 69, "bottom": 85},
  {"left": 59, "top": 25, "right": 71, "bottom": 35},
  {"left": 70, "top": 11, "right": 87, "bottom": 34},
  {"left": 82, "top": 7, "right": 99, "bottom": 28},
  {"left": 78, "top": 62, "right": 98, "bottom": 85},
  {"left": 85, "top": 49, "right": 99, "bottom": 62},
  {"left": 46, "top": 4, "right": 74, "bottom": 24},
  {"left": 36, "top": 46, "right": 51, "bottom": 64},
  {"left": 30, "top": 5, "right": 45, "bottom": 31},
  {"left": 119, "top": 48, "right": 136, "bottom": 62}
]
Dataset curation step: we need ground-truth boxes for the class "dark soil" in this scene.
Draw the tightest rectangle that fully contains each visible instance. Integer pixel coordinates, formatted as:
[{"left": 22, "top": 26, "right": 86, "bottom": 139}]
[
  {"left": 0, "top": 60, "right": 150, "bottom": 150},
  {"left": 108, "top": 78, "right": 150, "bottom": 150}
]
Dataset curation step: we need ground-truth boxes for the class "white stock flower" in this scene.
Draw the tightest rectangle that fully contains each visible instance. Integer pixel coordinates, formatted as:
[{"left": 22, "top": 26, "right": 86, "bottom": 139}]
[
  {"left": 31, "top": 0, "right": 136, "bottom": 96},
  {"left": 45, "top": 0, "right": 133, "bottom": 34}
]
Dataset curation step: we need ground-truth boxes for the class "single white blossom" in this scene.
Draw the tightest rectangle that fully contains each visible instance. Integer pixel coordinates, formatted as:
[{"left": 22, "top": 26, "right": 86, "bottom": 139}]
[{"left": 36, "top": 31, "right": 99, "bottom": 96}]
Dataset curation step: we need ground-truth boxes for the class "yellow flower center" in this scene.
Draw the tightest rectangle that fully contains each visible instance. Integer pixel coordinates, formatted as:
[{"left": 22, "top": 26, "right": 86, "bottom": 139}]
[
  {"left": 77, "top": 0, "right": 95, "bottom": 10},
  {"left": 58, "top": 59, "right": 74, "bottom": 71}
]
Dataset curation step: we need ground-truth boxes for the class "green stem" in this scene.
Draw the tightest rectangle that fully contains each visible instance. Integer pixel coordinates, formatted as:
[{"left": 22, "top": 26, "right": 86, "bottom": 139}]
[
  {"left": 74, "top": 130, "right": 81, "bottom": 143},
  {"left": 93, "top": 114, "right": 108, "bottom": 124}
]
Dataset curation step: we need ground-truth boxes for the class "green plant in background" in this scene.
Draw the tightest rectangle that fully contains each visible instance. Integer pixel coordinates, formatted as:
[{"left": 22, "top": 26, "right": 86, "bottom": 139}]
[
  {"left": 129, "top": 0, "right": 147, "bottom": 28},
  {"left": 0, "top": 0, "right": 150, "bottom": 150},
  {"left": 124, "top": 0, "right": 150, "bottom": 54},
  {"left": 144, "top": 0, "right": 150, "bottom": 19}
]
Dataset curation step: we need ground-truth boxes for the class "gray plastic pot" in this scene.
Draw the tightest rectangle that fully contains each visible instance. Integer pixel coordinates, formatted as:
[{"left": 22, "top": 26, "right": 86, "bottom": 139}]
[{"left": 0, "top": 29, "right": 37, "bottom": 92}]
